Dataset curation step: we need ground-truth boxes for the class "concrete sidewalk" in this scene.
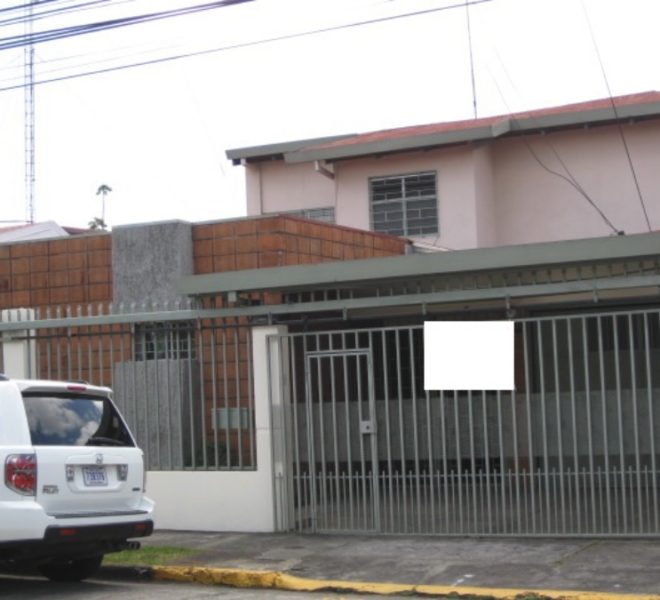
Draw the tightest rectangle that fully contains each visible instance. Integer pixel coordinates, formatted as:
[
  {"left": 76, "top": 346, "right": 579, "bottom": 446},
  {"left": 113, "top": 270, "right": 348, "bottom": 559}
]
[{"left": 99, "top": 530, "right": 660, "bottom": 598}]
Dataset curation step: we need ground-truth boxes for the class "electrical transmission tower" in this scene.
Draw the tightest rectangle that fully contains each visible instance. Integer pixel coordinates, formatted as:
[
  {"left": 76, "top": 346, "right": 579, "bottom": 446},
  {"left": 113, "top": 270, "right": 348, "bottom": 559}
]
[{"left": 24, "top": 0, "right": 36, "bottom": 223}]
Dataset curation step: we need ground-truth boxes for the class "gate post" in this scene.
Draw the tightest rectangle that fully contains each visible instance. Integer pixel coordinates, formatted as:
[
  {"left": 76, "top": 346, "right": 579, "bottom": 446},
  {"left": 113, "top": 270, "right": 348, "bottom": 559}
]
[
  {"left": 1, "top": 308, "right": 36, "bottom": 378},
  {"left": 251, "top": 325, "right": 289, "bottom": 531}
]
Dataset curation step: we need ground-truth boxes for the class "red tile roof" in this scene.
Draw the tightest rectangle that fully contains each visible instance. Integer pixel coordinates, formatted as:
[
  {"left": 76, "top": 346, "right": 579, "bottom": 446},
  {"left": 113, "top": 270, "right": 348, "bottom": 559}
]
[{"left": 306, "top": 91, "right": 660, "bottom": 152}]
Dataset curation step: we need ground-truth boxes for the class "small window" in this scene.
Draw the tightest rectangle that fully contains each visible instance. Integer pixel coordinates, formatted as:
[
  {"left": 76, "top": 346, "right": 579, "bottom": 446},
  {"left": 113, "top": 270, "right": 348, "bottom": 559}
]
[
  {"left": 23, "top": 394, "right": 134, "bottom": 447},
  {"left": 276, "top": 207, "right": 335, "bottom": 223},
  {"left": 134, "top": 321, "right": 194, "bottom": 361},
  {"left": 370, "top": 172, "right": 438, "bottom": 236}
]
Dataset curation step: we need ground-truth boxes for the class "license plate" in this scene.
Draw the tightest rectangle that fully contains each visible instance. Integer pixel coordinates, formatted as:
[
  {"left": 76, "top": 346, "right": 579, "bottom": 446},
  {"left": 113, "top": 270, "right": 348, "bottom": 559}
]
[{"left": 83, "top": 465, "right": 108, "bottom": 487}]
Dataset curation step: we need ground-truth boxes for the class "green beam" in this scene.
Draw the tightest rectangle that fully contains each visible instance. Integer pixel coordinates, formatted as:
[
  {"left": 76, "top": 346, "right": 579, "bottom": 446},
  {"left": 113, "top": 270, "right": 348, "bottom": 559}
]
[
  {"left": 2, "top": 273, "right": 659, "bottom": 334},
  {"left": 177, "top": 232, "right": 660, "bottom": 297}
]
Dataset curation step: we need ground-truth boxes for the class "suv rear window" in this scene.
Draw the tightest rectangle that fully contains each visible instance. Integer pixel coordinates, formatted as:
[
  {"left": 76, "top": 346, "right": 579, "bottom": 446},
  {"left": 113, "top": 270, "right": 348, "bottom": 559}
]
[{"left": 22, "top": 393, "right": 134, "bottom": 447}]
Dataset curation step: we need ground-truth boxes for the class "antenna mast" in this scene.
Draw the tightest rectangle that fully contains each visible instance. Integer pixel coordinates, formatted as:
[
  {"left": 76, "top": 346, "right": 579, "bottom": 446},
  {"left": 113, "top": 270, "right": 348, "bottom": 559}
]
[{"left": 24, "top": 0, "right": 36, "bottom": 223}]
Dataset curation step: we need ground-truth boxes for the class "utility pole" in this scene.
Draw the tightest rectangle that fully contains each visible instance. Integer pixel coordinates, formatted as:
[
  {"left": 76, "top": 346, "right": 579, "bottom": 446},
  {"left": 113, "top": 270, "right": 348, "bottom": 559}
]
[{"left": 24, "top": 0, "right": 36, "bottom": 223}]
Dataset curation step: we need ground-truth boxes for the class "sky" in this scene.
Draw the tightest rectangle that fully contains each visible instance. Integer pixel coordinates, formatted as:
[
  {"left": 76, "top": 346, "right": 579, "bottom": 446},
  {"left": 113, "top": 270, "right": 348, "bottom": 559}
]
[{"left": 1, "top": 0, "right": 659, "bottom": 229}]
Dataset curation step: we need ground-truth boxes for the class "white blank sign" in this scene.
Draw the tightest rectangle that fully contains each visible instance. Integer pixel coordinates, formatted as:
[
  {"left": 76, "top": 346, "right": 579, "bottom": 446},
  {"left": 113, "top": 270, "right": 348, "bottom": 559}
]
[{"left": 424, "top": 321, "right": 514, "bottom": 391}]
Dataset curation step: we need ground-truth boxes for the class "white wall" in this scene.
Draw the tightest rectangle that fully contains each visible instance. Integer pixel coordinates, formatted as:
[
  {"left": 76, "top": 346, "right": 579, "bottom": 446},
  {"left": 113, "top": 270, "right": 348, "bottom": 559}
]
[
  {"left": 0, "top": 309, "right": 36, "bottom": 379},
  {"left": 146, "top": 470, "right": 275, "bottom": 532},
  {"left": 145, "top": 325, "right": 287, "bottom": 532}
]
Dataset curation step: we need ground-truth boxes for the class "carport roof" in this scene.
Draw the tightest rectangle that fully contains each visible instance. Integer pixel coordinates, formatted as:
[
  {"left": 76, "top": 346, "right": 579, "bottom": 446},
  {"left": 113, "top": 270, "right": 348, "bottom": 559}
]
[{"left": 179, "top": 231, "right": 660, "bottom": 297}]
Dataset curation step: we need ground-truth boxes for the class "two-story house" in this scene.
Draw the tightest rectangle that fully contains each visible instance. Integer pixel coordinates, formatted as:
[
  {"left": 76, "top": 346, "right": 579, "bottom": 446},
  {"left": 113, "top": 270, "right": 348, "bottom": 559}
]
[{"left": 227, "top": 91, "right": 660, "bottom": 250}]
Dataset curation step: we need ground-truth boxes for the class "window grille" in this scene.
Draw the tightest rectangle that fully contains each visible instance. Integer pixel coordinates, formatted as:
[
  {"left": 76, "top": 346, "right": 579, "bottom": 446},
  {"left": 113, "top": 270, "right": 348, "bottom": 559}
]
[
  {"left": 370, "top": 172, "right": 438, "bottom": 236},
  {"left": 134, "top": 321, "right": 194, "bottom": 361}
]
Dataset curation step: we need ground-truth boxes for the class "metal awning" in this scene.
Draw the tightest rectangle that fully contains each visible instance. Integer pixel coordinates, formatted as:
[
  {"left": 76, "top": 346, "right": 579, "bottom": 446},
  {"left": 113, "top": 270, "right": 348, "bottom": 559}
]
[{"left": 175, "top": 232, "right": 660, "bottom": 319}]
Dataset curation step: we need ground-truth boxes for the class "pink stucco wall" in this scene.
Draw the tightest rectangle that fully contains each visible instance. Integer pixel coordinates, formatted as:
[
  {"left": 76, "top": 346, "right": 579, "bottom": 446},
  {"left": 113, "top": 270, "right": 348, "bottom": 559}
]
[
  {"left": 242, "top": 119, "right": 660, "bottom": 248},
  {"left": 246, "top": 160, "right": 335, "bottom": 216},
  {"left": 493, "top": 122, "right": 660, "bottom": 244}
]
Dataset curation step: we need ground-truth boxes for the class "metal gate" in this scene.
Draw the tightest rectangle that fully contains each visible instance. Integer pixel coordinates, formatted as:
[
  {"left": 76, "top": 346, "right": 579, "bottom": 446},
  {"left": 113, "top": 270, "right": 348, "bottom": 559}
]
[{"left": 272, "top": 308, "right": 660, "bottom": 536}]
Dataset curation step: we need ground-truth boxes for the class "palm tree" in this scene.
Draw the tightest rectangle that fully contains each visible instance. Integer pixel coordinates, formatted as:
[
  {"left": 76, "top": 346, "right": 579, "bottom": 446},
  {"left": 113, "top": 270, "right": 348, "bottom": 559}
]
[
  {"left": 88, "top": 217, "right": 107, "bottom": 230},
  {"left": 96, "top": 184, "right": 112, "bottom": 225}
]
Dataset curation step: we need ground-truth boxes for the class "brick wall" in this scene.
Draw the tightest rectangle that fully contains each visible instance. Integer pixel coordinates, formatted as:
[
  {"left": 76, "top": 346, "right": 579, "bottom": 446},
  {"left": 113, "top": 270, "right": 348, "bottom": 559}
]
[
  {"left": 192, "top": 215, "right": 409, "bottom": 275},
  {"left": 0, "top": 233, "right": 112, "bottom": 311},
  {"left": 1, "top": 216, "right": 408, "bottom": 312}
]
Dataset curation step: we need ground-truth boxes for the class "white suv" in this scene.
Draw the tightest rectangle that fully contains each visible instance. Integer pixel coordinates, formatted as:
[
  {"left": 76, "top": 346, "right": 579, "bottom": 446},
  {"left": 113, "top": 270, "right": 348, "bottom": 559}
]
[{"left": 0, "top": 377, "right": 154, "bottom": 581}]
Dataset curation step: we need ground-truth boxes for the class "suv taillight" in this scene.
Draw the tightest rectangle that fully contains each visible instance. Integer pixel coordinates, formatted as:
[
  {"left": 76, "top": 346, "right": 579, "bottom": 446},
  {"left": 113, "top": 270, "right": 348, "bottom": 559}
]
[{"left": 5, "top": 454, "right": 37, "bottom": 496}]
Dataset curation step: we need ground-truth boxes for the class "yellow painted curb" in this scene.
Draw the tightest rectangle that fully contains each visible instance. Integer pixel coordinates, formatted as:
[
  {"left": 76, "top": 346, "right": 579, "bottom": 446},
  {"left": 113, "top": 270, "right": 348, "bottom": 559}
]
[{"left": 152, "top": 565, "right": 660, "bottom": 600}]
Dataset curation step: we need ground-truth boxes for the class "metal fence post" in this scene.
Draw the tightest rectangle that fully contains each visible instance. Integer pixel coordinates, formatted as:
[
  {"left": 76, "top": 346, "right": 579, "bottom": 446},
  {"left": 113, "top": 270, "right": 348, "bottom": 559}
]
[{"left": 1, "top": 308, "right": 36, "bottom": 378}]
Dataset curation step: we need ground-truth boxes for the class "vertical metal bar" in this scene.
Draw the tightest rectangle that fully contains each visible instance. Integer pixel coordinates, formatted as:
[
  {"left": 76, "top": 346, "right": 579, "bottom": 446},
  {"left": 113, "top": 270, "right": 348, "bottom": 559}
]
[
  {"left": 222, "top": 331, "right": 231, "bottom": 468},
  {"left": 290, "top": 336, "right": 303, "bottom": 529},
  {"left": 341, "top": 334, "right": 355, "bottom": 531},
  {"left": 551, "top": 320, "right": 566, "bottom": 534},
  {"left": 567, "top": 318, "right": 581, "bottom": 533},
  {"left": 153, "top": 328, "right": 163, "bottom": 470},
  {"left": 234, "top": 328, "right": 243, "bottom": 468},
  {"left": 246, "top": 330, "right": 255, "bottom": 469},
  {"left": 198, "top": 323, "right": 207, "bottom": 468},
  {"left": 496, "top": 391, "right": 506, "bottom": 533},
  {"left": 468, "top": 391, "right": 477, "bottom": 533},
  {"left": 395, "top": 330, "right": 407, "bottom": 532},
  {"left": 482, "top": 391, "right": 492, "bottom": 534},
  {"left": 46, "top": 333, "right": 52, "bottom": 379},
  {"left": 643, "top": 313, "right": 658, "bottom": 531},
  {"left": 582, "top": 317, "right": 596, "bottom": 533},
  {"left": 366, "top": 346, "right": 381, "bottom": 532},
  {"left": 76, "top": 328, "right": 82, "bottom": 381},
  {"left": 629, "top": 314, "right": 643, "bottom": 531},
  {"left": 613, "top": 316, "right": 627, "bottom": 532},
  {"left": 454, "top": 391, "right": 463, "bottom": 533},
  {"left": 316, "top": 351, "right": 328, "bottom": 529},
  {"left": 597, "top": 317, "right": 612, "bottom": 533},
  {"left": 511, "top": 386, "right": 521, "bottom": 535},
  {"left": 425, "top": 384, "right": 435, "bottom": 533},
  {"left": 522, "top": 323, "right": 536, "bottom": 533},
  {"left": 381, "top": 330, "right": 394, "bottom": 532},
  {"left": 186, "top": 327, "right": 195, "bottom": 469},
  {"left": 210, "top": 327, "right": 219, "bottom": 467},
  {"left": 87, "top": 328, "right": 93, "bottom": 383},
  {"left": 304, "top": 349, "right": 318, "bottom": 532},
  {"left": 440, "top": 390, "right": 449, "bottom": 533},
  {"left": 407, "top": 329, "right": 422, "bottom": 533},
  {"left": 536, "top": 321, "right": 551, "bottom": 533},
  {"left": 356, "top": 351, "right": 369, "bottom": 530},
  {"left": 330, "top": 354, "right": 340, "bottom": 530},
  {"left": 105, "top": 326, "right": 111, "bottom": 390}
]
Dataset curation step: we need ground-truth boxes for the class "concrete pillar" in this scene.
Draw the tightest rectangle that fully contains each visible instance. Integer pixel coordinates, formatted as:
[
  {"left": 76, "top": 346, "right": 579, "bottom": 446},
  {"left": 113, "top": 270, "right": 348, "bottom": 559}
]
[
  {"left": 1, "top": 308, "right": 36, "bottom": 379},
  {"left": 251, "top": 324, "right": 289, "bottom": 531}
]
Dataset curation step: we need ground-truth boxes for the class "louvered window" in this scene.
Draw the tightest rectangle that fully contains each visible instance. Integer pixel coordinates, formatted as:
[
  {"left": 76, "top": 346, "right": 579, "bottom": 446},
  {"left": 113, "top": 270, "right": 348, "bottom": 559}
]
[{"left": 370, "top": 172, "right": 438, "bottom": 236}]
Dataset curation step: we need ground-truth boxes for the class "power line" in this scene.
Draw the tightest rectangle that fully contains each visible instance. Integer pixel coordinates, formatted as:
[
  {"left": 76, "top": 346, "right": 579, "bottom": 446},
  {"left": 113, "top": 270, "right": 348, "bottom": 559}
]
[
  {"left": 0, "top": 0, "right": 254, "bottom": 52},
  {"left": 0, "top": 1, "right": 115, "bottom": 28},
  {"left": 0, "top": 0, "right": 493, "bottom": 92},
  {"left": 581, "top": 0, "right": 652, "bottom": 233}
]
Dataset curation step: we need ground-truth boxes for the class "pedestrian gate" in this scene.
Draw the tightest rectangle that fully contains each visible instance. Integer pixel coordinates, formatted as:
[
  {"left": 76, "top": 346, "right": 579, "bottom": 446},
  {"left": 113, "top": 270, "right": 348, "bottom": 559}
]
[{"left": 270, "top": 309, "right": 660, "bottom": 536}]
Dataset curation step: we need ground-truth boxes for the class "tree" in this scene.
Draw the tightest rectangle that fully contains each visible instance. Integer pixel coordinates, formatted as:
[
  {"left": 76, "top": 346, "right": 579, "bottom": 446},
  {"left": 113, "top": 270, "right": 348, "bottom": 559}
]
[
  {"left": 88, "top": 217, "right": 107, "bottom": 230},
  {"left": 95, "top": 184, "right": 112, "bottom": 226}
]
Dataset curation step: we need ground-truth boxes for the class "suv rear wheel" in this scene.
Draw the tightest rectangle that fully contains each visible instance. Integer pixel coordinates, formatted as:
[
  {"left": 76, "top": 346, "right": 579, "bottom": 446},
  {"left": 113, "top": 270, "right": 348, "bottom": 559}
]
[{"left": 38, "top": 554, "right": 104, "bottom": 582}]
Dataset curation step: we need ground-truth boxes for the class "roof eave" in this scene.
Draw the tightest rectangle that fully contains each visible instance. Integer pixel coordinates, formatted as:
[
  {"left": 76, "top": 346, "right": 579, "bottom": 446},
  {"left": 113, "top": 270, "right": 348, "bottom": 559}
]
[
  {"left": 285, "top": 101, "right": 660, "bottom": 164},
  {"left": 226, "top": 134, "right": 356, "bottom": 164}
]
